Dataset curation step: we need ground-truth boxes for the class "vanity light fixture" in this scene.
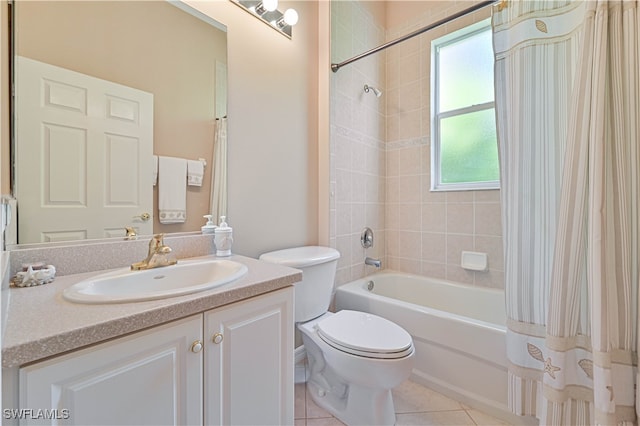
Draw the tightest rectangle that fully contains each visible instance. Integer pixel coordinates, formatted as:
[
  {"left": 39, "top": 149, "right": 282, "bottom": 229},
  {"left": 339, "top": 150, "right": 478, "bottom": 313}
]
[
  {"left": 262, "top": 0, "right": 278, "bottom": 12},
  {"left": 254, "top": 0, "right": 277, "bottom": 15},
  {"left": 278, "top": 8, "right": 298, "bottom": 28},
  {"left": 231, "top": 0, "right": 298, "bottom": 39}
]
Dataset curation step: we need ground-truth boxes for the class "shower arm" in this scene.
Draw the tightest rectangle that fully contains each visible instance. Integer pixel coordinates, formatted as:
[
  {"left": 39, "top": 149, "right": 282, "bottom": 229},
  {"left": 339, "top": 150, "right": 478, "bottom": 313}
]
[{"left": 364, "top": 84, "right": 382, "bottom": 97}]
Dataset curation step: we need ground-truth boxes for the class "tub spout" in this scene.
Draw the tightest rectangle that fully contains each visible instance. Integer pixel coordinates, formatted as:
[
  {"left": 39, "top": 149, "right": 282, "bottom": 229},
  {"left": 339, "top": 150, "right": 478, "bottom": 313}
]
[{"left": 365, "top": 257, "right": 382, "bottom": 268}]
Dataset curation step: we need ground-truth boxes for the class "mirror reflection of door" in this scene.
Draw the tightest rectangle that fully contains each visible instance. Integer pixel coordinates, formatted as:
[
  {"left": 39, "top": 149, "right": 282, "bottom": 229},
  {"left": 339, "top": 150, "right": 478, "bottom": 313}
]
[{"left": 16, "top": 56, "right": 153, "bottom": 243}]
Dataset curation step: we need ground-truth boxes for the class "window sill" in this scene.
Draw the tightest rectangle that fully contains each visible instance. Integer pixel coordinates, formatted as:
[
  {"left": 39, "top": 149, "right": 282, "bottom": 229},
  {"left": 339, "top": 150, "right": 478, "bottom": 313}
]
[{"left": 431, "top": 181, "right": 500, "bottom": 192}]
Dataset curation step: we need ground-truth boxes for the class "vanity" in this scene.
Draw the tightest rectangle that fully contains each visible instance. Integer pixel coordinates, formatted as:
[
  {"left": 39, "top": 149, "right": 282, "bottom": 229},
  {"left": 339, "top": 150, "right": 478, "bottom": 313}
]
[{"left": 1, "top": 237, "right": 301, "bottom": 426}]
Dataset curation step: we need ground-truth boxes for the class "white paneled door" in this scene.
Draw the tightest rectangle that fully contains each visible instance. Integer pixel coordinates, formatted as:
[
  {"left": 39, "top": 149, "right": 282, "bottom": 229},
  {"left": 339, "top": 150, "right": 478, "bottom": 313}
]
[{"left": 16, "top": 56, "right": 153, "bottom": 243}]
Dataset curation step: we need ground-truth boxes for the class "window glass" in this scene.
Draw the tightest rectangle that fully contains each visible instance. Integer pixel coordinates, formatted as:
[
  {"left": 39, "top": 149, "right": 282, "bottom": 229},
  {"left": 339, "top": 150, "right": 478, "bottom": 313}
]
[
  {"left": 438, "top": 29, "right": 494, "bottom": 112},
  {"left": 431, "top": 20, "right": 499, "bottom": 191},
  {"left": 440, "top": 109, "right": 499, "bottom": 184}
]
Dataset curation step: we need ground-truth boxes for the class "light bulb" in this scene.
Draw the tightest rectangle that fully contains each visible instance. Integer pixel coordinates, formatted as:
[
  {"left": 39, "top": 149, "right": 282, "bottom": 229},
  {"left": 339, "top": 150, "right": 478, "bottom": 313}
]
[
  {"left": 283, "top": 8, "right": 298, "bottom": 26},
  {"left": 263, "top": 0, "right": 278, "bottom": 12}
]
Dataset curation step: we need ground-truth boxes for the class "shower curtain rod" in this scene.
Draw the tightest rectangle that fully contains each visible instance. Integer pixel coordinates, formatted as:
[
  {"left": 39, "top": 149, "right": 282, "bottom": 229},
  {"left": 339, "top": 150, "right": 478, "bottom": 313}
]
[{"left": 331, "top": 0, "right": 497, "bottom": 73}]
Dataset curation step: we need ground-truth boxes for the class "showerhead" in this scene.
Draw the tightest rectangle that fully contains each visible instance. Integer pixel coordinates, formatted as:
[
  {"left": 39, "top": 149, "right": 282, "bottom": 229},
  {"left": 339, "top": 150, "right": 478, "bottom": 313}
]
[{"left": 364, "top": 84, "right": 382, "bottom": 98}]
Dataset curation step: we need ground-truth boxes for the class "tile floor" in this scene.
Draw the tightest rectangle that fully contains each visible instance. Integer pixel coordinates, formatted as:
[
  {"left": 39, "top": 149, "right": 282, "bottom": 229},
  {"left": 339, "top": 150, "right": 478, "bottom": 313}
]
[{"left": 295, "top": 370, "right": 510, "bottom": 426}]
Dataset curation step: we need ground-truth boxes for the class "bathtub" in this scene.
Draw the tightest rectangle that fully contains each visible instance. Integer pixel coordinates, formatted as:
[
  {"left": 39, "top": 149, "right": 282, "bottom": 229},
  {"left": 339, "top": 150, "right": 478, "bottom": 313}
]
[{"left": 335, "top": 271, "right": 521, "bottom": 424}]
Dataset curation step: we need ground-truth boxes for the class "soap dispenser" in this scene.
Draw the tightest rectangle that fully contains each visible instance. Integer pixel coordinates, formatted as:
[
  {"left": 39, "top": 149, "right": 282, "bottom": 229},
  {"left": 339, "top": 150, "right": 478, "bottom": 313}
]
[
  {"left": 201, "top": 215, "right": 217, "bottom": 234},
  {"left": 214, "top": 216, "right": 233, "bottom": 257}
]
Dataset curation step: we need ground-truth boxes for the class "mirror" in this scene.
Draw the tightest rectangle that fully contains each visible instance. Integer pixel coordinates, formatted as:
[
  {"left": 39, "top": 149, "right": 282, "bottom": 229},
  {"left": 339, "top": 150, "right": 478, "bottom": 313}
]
[{"left": 10, "top": 0, "right": 227, "bottom": 246}]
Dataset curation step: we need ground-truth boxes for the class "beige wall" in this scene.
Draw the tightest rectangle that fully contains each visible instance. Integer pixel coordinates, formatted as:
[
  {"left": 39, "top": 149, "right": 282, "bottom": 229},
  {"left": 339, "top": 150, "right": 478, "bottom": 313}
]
[
  {"left": 3, "top": 0, "right": 503, "bottom": 277},
  {"left": 4, "top": 0, "right": 323, "bottom": 257},
  {"left": 187, "top": 0, "right": 322, "bottom": 258},
  {"left": 14, "top": 1, "right": 227, "bottom": 236}
]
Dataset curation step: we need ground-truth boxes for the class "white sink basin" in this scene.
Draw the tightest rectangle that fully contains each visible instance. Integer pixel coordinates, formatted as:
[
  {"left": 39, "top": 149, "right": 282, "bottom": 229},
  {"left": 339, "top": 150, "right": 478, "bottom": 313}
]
[{"left": 63, "top": 259, "right": 248, "bottom": 304}]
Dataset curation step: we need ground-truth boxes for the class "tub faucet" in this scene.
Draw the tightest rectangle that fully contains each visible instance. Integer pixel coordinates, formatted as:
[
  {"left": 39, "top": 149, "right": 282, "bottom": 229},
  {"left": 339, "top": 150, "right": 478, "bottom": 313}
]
[
  {"left": 131, "top": 234, "right": 178, "bottom": 270},
  {"left": 365, "top": 257, "right": 382, "bottom": 268}
]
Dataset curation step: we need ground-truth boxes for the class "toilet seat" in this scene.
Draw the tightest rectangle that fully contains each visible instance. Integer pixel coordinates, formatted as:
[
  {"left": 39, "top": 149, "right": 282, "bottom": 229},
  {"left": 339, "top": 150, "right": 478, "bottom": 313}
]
[{"left": 316, "top": 310, "right": 413, "bottom": 359}]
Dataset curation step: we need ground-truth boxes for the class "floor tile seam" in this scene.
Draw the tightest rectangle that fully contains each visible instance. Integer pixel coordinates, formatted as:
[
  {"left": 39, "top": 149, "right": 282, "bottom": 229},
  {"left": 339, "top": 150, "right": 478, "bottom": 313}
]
[
  {"left": 461, "top": 407, "right": 482, "bottom": 426},
  {"left": 395, "top": 408, "right": 471, "bottom": 414}
]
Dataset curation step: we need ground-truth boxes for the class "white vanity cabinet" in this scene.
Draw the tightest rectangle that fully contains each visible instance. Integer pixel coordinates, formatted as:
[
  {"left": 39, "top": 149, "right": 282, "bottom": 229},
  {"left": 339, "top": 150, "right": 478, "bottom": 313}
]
[
  {"left": 19, "top": 315, "right": 204, "bottom": 426},
  {"left": 204, "top": 287, "right": 294, "bottom": 426},
  {"left": 16, "top": 288, "right": 294, "bottom": 426}
]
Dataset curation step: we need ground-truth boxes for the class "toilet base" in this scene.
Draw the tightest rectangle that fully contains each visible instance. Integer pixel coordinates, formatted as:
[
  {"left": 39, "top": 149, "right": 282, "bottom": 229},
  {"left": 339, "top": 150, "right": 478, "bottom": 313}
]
[
  {"left": 306, "top": 378, "right": 396, "bottom": 426},
  {"left": 298, "top": 312, "right": 414, "bottom": 426}
]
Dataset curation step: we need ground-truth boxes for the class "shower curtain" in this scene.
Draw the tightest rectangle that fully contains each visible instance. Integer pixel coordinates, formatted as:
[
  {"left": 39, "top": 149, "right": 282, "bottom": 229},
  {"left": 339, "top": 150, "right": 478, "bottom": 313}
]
[
  {"left": 210, "top": 117, "right": 228, "bottom": 223},
  {"left": 494, "top": 1, "right": 639, "bottom": 424}
]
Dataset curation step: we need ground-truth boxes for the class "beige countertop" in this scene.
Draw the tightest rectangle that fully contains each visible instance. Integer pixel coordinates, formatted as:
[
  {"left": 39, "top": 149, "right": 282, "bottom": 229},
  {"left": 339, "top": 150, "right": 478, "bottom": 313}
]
[{"left": 2, "top": 254, "right": 301, "bottom": 368}]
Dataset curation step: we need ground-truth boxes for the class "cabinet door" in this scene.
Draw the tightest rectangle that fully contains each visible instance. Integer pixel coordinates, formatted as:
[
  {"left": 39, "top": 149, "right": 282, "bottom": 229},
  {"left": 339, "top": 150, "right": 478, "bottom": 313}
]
[
  {"left": 19, "top": 315, "right": 203, "bottom": 426},
  {"left": 204, "top": 288, "right": 294, "bottom": 426}
]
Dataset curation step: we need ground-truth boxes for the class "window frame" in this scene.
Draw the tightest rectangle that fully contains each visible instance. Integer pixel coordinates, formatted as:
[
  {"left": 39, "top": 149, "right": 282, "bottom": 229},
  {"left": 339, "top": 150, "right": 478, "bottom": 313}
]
[{"left": 430, "top": 18, "right": 499, "bottom": 192}]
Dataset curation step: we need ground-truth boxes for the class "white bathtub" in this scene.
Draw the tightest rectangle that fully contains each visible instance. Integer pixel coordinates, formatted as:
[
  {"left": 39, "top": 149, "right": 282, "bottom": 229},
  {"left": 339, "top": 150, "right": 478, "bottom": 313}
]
[{"left": 335, "top": 271, "right": 524, "bottom": 424}]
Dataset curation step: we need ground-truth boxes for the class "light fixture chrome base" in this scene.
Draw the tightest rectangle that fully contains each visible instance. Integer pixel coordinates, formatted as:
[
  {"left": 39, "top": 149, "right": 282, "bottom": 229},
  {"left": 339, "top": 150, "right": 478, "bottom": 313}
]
[{"left": 231, "top": 0, "right": 293, "bottom": 38}]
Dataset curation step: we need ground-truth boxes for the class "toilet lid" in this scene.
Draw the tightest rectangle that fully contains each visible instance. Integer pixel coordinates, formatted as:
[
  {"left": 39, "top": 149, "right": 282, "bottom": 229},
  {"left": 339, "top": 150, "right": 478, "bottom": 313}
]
[
  {"left": 259, "top": 246, "right": 340, "bottom": 268},
  {"left": 316, "top": 310, "right": 413, "bottom": 359}
]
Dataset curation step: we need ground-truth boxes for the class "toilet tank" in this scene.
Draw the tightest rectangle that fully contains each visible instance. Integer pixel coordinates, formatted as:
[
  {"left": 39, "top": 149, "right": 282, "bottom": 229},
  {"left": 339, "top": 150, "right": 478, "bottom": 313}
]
[{"left": 259, "top": 246, "right": 340, "bottom": 323}]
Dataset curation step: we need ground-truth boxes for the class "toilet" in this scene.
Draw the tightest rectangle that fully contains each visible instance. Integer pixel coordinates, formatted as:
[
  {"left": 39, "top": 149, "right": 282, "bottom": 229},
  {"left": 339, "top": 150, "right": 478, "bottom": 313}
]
[{"left": 259, "top": 246, "right": 414, "bottom": 426}]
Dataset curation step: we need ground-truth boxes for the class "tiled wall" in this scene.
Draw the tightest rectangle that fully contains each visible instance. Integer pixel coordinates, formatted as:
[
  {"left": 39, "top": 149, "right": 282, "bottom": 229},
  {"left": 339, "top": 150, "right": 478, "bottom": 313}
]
[
  {"left": 330, "top": 1, "right": 386, "bottom": 286},
  {"left": 330, "top": 1, "right": 504, "bottom": 289},
  {"left": 384, "top": 2, "right": 503, "bottom": 289}
]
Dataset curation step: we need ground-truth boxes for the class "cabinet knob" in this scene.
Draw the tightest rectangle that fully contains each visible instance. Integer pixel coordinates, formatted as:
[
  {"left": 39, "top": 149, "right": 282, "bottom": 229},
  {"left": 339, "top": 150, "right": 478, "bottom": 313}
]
[
  {"left": 212, "top": 333, "right": 224, "bottom": 344},
  {"left": 191, "top": 340, "right": 203, "bottom": 353}
]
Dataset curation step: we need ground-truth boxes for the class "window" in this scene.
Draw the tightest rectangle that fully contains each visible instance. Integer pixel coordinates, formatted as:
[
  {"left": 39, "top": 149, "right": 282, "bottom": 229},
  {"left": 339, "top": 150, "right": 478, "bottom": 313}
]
[{"left": 431, "top": 19, "right": 499, "bottom": 191}]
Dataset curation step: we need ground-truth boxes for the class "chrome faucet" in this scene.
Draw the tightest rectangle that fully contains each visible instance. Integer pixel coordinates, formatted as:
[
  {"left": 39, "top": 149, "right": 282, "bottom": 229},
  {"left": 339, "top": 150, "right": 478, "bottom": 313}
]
[
  {"left": 365, "top": 257, "right": 382, "bottom": 268},
  {"left": 131, "top": 234, "right": 178, "bottom": 270}
]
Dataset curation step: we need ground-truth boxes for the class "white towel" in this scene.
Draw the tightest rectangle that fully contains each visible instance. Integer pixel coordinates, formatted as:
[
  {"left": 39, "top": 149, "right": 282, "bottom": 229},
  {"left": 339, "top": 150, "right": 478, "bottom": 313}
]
[
  {"left": 158, "top": 156, "right": 187, "bottom": 224},
  {"left": 187, "top": 159, "right": 204, "bottom": 187},
  {"left": 152, "top": 155, "right": 158, "bottom": 186}
]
